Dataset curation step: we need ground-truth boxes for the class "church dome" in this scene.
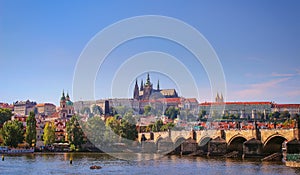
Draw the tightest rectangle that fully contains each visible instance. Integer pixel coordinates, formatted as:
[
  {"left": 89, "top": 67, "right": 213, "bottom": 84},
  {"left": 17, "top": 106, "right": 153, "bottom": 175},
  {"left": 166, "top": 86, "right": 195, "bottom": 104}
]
[{"left": 66, "top": 100, "right": 73, "bottom": 106}]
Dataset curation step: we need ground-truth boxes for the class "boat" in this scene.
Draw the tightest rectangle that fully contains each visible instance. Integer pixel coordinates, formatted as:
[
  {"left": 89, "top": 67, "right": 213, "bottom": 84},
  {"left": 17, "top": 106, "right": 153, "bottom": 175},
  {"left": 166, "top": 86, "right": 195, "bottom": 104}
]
[{"left": 0, "top": 146, "right": 34, "bottom": 154}]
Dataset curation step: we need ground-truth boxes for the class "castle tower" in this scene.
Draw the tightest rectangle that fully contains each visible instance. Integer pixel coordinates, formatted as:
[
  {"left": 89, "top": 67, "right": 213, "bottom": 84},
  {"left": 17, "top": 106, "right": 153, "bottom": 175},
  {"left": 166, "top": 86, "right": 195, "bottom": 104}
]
[
  {"left": 133, "top": 79, "right": 139, "bottom": 100},
  {"left": 143, "top": 73, "right": 153, "bottom": 100}
]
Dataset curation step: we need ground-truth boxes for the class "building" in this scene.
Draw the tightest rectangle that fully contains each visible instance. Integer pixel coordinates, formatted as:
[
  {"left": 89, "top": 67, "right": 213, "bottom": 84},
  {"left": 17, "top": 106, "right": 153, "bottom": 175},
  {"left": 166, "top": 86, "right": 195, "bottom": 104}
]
[
  {"left": 36, "top": 103, "right": 56, "bottom": 116},
  {"left": 133, "top": 73, "right": 178, "bottom": 100},
  {"left": 58, "top": 91, "right": 74, "bottom": 118},
  {"left": 13, "top": 100, "right": 37, "bottom": 115},
  {"left": 0, "top": 102, "right": 14, "bottom": 110},
  {"left": 272, "top": 104, "right": 300, "bottom": 115}
]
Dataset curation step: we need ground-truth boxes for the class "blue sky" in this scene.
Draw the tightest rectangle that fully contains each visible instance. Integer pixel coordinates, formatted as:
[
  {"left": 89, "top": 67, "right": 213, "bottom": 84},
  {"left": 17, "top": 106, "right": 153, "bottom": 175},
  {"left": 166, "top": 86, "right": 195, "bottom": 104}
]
[{"left": 1, "top": 1, "right": 300, "bottom": 105}]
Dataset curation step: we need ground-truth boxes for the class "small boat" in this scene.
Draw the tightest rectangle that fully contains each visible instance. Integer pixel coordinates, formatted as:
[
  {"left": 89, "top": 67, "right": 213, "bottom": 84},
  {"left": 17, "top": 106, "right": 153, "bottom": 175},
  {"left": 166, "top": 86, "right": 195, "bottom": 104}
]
[{"left": 0, "top": 146, "right": 34, "bottom": 154}]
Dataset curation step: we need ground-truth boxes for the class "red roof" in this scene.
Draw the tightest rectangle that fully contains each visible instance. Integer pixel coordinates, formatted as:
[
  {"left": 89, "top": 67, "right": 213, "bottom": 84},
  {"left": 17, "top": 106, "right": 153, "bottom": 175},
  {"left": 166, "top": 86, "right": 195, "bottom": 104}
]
[
  {"left": 273, "top": 104, "right": 300, "bottom": 108},
  {"left": 199, "top": 101, "right": 272, "bottom": 106}
]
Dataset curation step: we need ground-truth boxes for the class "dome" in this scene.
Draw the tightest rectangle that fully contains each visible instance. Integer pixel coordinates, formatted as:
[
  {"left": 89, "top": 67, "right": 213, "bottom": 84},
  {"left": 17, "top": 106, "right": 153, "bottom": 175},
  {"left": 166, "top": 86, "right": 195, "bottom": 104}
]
[{"left": 66, "top": 100, "right": 73, "bottom": 106}]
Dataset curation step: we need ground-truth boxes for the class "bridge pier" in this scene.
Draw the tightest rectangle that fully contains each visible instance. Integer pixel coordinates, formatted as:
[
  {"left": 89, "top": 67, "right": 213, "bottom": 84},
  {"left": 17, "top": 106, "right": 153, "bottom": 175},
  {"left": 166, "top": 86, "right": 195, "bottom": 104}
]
[{"left": 242, "top": 138, "right": 263, "bottom": 158}]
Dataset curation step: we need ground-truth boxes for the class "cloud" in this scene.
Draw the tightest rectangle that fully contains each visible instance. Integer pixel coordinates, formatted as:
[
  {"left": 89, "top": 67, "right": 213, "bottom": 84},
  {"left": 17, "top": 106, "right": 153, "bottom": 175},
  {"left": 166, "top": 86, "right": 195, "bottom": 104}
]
[
  {"left": 271, "top": 72, "right": 294, "bottom": 77},
  {"left": 286, "top": 90, "right": 300, "bottom": 97},
  {"left": 233, "top": 78, "right": 290, "bottom": 99}
]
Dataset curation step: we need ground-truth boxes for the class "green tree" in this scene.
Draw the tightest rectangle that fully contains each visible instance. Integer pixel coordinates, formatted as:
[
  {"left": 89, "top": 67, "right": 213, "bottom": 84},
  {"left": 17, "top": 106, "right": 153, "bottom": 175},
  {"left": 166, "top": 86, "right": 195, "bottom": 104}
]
[
  {"left": 0, "top": 108, "right": 13, "bottom": 126},
  {"left": 161, "top": 122, "right": 175, "bottom": 131},
  {"left": 1, "top": 120, "right": 24, "bottom": 147},
  {"left": 198, "top": 110, "right": 207, "bottom": 121},
  {"left": 66, "top": 115, "right": 85, "bottom": 148},
  {"left": 144, "top": 105, "right": 152, "bottom": 116},
  {"left": 81, "top": 107, "right": 91, "bottom": 115},
  {"left": 25, "top": 111, "right": 36, "bottom": 147},
  {"left": 91, "top": 104, "right": 103, "bottom": 115},
  {"left": 280, "top": 111, "right": 290, "bottom": 120},
  {"left": 268, "top": 111, "right": 280, "bottom": 120},
  {"left": 152, "top": 120, "right": 163, "bottom": 132},
  {"left": 105, "top": 117, "right": 120, "bottom": 143},
  {"left": 120, "top": 112, "right": 137, "bottom": 141},
  {"left": 43, "top": 122, "right": 56, "bottom": 146},
  {"left": 165, "top": 106, "right": 179, "bottom": 120},
  {"left": 86, "top": 116, "right": 106, "bottom": 146}
]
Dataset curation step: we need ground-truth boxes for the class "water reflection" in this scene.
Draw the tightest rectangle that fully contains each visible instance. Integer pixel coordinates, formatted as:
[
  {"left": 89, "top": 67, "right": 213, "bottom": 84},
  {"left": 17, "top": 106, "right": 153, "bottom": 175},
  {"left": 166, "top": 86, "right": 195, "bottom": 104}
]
[{"left": 1, "top": 153, "right": 299, "bottom": 175}]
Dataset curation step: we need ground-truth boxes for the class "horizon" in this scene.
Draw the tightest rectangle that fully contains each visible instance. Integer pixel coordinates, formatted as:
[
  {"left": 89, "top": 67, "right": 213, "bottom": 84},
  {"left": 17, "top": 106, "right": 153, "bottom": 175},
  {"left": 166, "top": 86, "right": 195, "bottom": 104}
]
[{"left": 1, "top": 1, "right": 300, "bottom": 106}]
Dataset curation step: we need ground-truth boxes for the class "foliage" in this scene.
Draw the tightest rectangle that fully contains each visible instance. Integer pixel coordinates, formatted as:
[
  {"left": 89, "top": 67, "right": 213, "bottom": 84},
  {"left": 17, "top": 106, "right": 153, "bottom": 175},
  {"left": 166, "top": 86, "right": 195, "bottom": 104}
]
[
  {"left": 43, "top": 122, "right": 56, "bottom": 146},
  {"left": 268, "top": 111, "right": 280, "bottom": 120},
  {"left": 1, "top": 120, "right": 24, "bottom": 148},
  {"left": 280, "top": 111, "right": 290, "bottom": 119},
  {"left": 70, "top": 144, "right": 76, "bottom": 152},
  {"left": 80, "top": 107, "right": 91, "bottom": 116},
  {"left": 119, "top": 112, "right": 137, "bottom": 141},
  {"left": 25, "top": 111, "right": 37, "bottom": 147},
  {"left": 152, "top": 120, "right": 163, "bottom": 132},
  {"left": 66, "top": 115, "right": 85, "bottom": 148},
  {"left": 85, "top": 116, "right": 106, "bottom": 146},
  {"left": 164, "top": 106, "right": 179, "bottom": 120},
  {"left": 105, "top": 117, "right": 120, "bottom": 142},
  {"left": 144, "top": 105, "right": 152, "bottom": 116},
  {"left": 161, "top": 122, "right": 175, "bottom": 131},
  {"left": 198, "top": 110, "right": 207, "bottom": 121},
  {"left": 91, "top": 104, "right": 103, "bottom": 115},
  {"left": 0, "top": 108, "right": 13, "bottom": 126}
]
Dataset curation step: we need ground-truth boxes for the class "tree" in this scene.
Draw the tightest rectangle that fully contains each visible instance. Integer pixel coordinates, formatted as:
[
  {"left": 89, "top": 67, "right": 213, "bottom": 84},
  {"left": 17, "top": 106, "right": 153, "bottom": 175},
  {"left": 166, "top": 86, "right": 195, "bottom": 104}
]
[
  {"left": 119, "top": 112, "right": 138, "bottom": 141},
  {"left": 152, "top": 120, "right": 163, "bottom": 132},
  {"left": 85, "top": 116, "right": 106, "bottom": 146},
  {"left": 91, "top": 104, "right": 103, "bottom": 115},
  {"left": 280, "top": 111, "right": 290, "bottom": 120},
  {"left": 66, "top": 115, "right": 85, "bottom": 148},
  {"left": 161, "top": 122, "right": 175, "bottom": 131},
  {"left": 165, "top": 106, "right": 179, "bottom": 120},
  {"left": 268, "top": 111, "right": 280, "bottom": 120},
  {"left": 0, "top": 108, "right": 13, "bottom": 126},
  {"left": 105, "top": 117, "right": 120, "bottom": 143},
  {"left": 144, "top": 105, "right": 152, "bottom": 116},
  {"left": 198, "top": 110, "right": 207, "bottom": 121},
  {"left": 43, "top": 122, "right": 56, "bottom": 146},
  {"left": 1, "top": 120, "right": 24, "bottom": 147},
  {"left": 25, "top": 111, "right": 36, "bottom": 147},
  {"left": 80, "top": 107, "right": 91, "bottom": 116}
]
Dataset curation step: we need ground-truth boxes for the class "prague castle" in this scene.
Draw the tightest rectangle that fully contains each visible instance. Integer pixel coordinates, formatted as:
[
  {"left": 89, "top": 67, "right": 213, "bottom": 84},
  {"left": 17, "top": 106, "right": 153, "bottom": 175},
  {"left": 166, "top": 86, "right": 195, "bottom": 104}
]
[{"left": 133, "top": 73, "right": 178, "bottom": 100}]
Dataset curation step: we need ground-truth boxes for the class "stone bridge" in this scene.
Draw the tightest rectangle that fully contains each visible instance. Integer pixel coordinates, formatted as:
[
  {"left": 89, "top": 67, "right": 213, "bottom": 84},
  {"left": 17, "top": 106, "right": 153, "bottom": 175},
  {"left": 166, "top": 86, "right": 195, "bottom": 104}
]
[{"left": 138, "top": 128, "right": 300, "bottom": 155}]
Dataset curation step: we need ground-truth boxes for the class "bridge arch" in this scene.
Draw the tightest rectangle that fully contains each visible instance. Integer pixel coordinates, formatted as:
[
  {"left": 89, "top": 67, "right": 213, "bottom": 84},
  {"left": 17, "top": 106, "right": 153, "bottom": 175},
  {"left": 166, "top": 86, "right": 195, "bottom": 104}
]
[
  {"left": 263, "top": 134, "right": 287, "bottom": 154},
  {"left": 173, "top": 136, "right": 186, "bottom": 154},
  {"left": 227, "top": 135, "right": 248, "bottom": 154}
]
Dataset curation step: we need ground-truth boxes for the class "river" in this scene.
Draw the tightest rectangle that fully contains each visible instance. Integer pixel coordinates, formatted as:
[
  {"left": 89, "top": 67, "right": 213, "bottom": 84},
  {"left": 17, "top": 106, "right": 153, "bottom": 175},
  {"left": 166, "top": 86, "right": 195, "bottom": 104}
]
[{"left": 0, "top": 153, "right": 299, "bottom": 175}]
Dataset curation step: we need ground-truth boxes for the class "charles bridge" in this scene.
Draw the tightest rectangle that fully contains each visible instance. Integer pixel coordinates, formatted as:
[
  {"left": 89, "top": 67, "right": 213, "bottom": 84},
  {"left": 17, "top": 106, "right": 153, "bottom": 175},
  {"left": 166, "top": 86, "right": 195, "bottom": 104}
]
[{"left": 138, "top": 127, "right": 300, "bottom": 158}]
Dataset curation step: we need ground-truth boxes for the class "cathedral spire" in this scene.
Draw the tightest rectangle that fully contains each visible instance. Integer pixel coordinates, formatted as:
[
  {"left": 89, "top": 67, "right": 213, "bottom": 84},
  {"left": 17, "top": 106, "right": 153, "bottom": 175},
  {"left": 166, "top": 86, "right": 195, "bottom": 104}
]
[
  {"left": 133, "top": 79, "right": 139, "bottom": 100},
  {"left": 157, "top": 80, "right": 160, "bottom": 90},
  {"left": 66, "top": 92, "right": 70, "bottom": 101},
  {"left": 146, "top": 73, "right": 151, "bottom": 85},
  {"left": 61, "top": 90, "right": 66, "bottom": 101},
  {"left": 140, "top": 80, "right": 144, "bottom": 91}
]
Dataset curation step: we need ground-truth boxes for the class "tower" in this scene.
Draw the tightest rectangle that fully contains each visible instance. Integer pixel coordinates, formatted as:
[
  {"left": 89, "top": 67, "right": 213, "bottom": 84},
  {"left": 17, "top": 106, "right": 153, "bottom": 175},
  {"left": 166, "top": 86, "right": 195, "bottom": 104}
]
[
  {"left": 143, "top": 73, "right": 153, "bottom": 100},
  {"left": 140, "top": 80, "right": 144, "bottom": 91},
  {"left": 157, "top": 80, "right": 160, "bottom": 91},
  {"left": 133, "top": 79, "right": 139, "bottom": 100},
  {"left": 60, "top": 90, "right": 67, "bottom": 118}
]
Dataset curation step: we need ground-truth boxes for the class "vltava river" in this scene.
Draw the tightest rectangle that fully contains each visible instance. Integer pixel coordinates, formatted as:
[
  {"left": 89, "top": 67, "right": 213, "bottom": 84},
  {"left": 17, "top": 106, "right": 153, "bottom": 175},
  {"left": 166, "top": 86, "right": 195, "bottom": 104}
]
[{"left": 0, "top": 153, "right": 299, "bottom": 175}]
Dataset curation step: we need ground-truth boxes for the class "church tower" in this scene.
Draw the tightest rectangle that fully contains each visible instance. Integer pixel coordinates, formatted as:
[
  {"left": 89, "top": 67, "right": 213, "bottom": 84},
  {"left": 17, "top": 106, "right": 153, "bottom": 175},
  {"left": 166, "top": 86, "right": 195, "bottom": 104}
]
[
  {"left": 133, "top": 79, "right": 139, "bottom": 100},
  {"left": 60, "top": 90, "right": 67, "bottom": 118},
  {"left": 143, "top": 73, "right": 153, "bottom": 100}
]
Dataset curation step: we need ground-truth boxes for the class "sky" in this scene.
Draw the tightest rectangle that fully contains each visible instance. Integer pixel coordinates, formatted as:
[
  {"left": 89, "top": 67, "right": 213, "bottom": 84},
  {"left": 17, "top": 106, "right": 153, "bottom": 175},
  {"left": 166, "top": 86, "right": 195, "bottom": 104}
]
[{"left": 1, "top": 1, "right": 300, "bottom": 105}]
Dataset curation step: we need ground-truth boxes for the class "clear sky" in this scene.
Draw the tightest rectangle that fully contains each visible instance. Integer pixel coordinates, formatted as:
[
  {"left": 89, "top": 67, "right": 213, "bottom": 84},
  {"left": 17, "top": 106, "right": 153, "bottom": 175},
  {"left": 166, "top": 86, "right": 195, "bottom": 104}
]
[{"left": 1, "top": 1, "right": 300, "bottom": 105}]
